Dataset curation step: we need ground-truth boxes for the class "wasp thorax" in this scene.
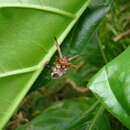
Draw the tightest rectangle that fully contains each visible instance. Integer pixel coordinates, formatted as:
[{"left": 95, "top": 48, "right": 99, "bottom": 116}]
[{"left": 51, "top": 64, "right": 68, "bottom": 79}]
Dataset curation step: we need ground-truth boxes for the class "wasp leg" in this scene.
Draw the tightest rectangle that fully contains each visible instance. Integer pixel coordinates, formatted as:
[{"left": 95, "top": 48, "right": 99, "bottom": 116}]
[
  {"left": 68, "top": 54, "right": 83, "bottom": 61},
  {"left": 54, "top": 37, "right": 63, "bottom": 59},
  {"left": 66, "top": 79, "right": 90, "bottom": 93}
]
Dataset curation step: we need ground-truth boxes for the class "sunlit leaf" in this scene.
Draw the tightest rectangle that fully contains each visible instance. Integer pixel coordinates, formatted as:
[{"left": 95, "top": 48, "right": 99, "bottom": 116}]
[
  {"left": 0, "top": 0, "right": 91, "bottom": 128},
  {"left": 88, "top": 46, "right": 130, "bottom": 129}
]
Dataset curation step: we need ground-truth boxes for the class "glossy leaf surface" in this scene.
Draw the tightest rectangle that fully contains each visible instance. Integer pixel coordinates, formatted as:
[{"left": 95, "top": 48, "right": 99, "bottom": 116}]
[
  {"left": 88, "top": 46, "right": 130, "bottom": 129},
  {"left": 0, "top": 0, "right": 91, "bottom": 128}
]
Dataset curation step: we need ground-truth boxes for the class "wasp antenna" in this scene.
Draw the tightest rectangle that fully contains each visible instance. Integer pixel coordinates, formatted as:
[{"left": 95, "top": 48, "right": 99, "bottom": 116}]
[
  {"left": 54, "top": 37, "right": 63, "bottom": 59},
  {"left": 68, "top": 54, "right": 82, "bottom": 61}
]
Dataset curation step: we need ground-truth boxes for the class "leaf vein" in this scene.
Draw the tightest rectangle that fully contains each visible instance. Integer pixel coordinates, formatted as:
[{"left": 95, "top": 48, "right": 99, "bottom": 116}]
[{"left": 0, "top": 4, "right": 75, "bottom": 18}]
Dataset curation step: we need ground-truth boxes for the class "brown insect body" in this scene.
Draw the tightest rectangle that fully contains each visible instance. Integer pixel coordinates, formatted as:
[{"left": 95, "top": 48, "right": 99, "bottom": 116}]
[
  {"left": 51, "top": 37, "right": 80, "bottom": 79},
  {"left": 51, "top": 57, "right": 71, "bottom": 79},
  {"left": 54, "top": 57, "right": 71, "bottom": 67}
]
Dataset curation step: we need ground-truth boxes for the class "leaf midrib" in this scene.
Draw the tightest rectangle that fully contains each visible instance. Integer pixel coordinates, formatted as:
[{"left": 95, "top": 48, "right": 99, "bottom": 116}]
[{"left": 0, "top": 4, "right": 75, "bottom": 18}]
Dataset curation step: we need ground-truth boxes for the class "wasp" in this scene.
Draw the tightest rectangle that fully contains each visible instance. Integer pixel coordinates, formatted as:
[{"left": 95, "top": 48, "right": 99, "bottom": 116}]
[{"left": 51, "top": 37, "right": 80, "bottom": 79}]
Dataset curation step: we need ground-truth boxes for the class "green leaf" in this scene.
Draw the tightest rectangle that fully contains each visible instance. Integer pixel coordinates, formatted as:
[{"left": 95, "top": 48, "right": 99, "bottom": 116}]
[
  {"left": 88, "top": 46, "right": 130, "bottom": 129},
  {"left": 0, "top": 0, "right": 91, "bottom": 128},
  {"left": 16, "top": 98, "right": 111, "bottom": 130}
]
